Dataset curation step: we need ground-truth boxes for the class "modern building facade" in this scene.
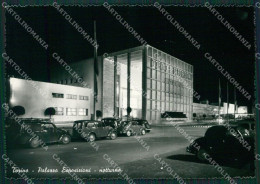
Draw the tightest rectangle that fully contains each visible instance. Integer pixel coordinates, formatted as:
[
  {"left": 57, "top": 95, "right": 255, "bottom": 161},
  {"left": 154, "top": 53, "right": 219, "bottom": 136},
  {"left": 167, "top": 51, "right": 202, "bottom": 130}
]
[
  {"left": 7, "top": 77, "right": 92, "bottom": 123},
  {"left": 193, "top": 101, "right": 249, "bottom": 119},
  {"left": 51, "top": 45, "right": 194, "bottom": 124},
  {"left": 193, "top": 102, "right": 223, "bottom": 118}
]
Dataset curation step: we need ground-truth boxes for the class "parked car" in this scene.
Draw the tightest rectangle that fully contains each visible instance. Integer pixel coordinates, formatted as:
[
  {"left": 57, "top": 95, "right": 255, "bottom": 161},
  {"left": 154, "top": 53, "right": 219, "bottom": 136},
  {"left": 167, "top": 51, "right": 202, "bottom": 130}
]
[
  {"left": 186, "top": 124, "right": 255, "bottom": 163},
  {"left": 133, "top": 119, "right": 152, "bottom": 133},
  {"left": 7, "top": 118, "right": 71, "bottom": 148},
  {"left": 117, "top": 121, "right": 146, "bottom": 136},
  {"left": 230, "top": 118, "right": 255, "bottom": 138},
  {"left": 72, "top": 120, "right": 117, "bottom": 141},
  {"left": 101, "top": 117, "right": 121, "bottom": 129}
]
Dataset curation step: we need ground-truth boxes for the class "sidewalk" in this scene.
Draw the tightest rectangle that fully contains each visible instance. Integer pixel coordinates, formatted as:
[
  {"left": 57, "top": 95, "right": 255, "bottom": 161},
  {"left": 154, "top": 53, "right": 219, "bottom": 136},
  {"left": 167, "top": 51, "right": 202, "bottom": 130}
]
[
  {"left": 53, "top": 120, "right": 219, "bottom": 128},
  {"left": 152, "top": 120, "right": 219, "bottom": 127}
]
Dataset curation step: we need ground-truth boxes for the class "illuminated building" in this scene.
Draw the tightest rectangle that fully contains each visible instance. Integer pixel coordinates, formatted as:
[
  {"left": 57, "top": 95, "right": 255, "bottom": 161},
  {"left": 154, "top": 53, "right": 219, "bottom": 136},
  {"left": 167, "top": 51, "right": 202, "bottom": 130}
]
[
  {"left": 7, "top": 77, "right": 92, "bottom": 123},
  {"left": 51, "top": 45, "right": 194, "bottom": 124}
]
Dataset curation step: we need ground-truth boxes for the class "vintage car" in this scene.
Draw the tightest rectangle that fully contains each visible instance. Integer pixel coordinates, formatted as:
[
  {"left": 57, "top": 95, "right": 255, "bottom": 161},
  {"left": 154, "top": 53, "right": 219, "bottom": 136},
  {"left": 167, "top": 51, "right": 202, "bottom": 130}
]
[
  {"left": 133, "top": 119, "right": 152, "bottom": 133},
  {"left": 117, "top": 121, "right": 146, "bottom": 136},
  {"left": 7, "top": 118, "right": 71, "bottom": 148},
  {"left": 72, "top": 120, "right": 117, "bottom": 141},
  {"left": 186, "top": 123, "right": 255, "bottom": 164},
  {"left": 101, "top": 117, "right": 121, "bottom": 129}
]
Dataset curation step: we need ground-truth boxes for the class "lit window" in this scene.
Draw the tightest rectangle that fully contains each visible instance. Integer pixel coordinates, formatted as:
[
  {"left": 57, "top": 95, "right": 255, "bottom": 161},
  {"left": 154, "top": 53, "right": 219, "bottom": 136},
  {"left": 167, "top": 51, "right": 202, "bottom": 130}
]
[
  {"left": 52, "top": 93, "right": 64, "bottom": 98},
  {"left": 79, "top": 95, "right": 89, "bottom": 100},
  {"left": 67, "top": 108, "right": 77, "bottom": 116},
  {"left": 54, "top": 107, "right": 64, "bottom": 115},
  {"left": 78, "top": 109, "right": 88, "bottom": 116},
  {"left": 66, "top": 94, "right": 77, "bottom": 99}
]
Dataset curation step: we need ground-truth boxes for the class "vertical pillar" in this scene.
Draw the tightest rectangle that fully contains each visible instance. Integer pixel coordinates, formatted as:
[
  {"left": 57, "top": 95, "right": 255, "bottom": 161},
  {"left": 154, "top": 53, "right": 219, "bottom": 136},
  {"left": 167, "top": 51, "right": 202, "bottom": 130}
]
[
  {"left": 142, "top": 47, "right": 147, "bottom": 120},
  {"left": 127, "top": 53, "right": 131, "bottom": 117},
  {"left": 114, "top": 56, "right": 117, "bottom": 117}
]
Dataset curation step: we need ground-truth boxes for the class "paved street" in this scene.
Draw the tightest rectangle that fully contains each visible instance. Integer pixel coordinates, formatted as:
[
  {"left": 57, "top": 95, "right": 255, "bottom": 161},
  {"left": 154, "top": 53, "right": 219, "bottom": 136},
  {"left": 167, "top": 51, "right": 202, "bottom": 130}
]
[{"left": 6, "top": 126, "right": 254, "bottom": 179}]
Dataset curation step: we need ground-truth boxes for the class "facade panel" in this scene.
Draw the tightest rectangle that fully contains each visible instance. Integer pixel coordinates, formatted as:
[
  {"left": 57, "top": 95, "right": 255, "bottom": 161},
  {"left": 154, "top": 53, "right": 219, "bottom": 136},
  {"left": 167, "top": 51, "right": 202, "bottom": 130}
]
[
  {"left": 8, "top": 77, "right": 92, "bottom": 123},
  {"left": 145, "top": 45, "right": 193, "bottom": 121},
  {"left": 103, "top": 58, "right": 115, "bottom": 117}
]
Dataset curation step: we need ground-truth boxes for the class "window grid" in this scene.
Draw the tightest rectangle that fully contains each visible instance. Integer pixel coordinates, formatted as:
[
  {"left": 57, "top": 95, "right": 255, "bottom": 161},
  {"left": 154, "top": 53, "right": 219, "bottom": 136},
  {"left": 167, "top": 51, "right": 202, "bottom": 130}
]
[
  {"left": 67, "top": 108, "right": 77, "bottom": 116},
  {"left": 146, "top": 46, "right": 193, "bottom": 120},
  {"left": 67, "top": 94, "right": 77, "bottom": 100}
]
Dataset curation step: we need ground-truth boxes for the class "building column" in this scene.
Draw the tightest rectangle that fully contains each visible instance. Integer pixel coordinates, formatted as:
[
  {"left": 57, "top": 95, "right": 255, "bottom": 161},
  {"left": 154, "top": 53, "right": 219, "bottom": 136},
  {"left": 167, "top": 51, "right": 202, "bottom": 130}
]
[
  {"left": 114, "top": 56, "right": 117, "bottom": 117},
  {"left": 127, "top": 53, "right": 131, "bottom": 117},
  {"left": 142, "top": 47, "right": 147, "bottom": 120}
]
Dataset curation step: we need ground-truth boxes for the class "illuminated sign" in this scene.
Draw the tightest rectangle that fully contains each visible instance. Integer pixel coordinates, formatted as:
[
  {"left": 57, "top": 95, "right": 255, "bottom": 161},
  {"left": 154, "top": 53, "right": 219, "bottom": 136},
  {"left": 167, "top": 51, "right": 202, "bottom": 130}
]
[{"left": 150, "top": 58, "right": 192, "bottom": 80}]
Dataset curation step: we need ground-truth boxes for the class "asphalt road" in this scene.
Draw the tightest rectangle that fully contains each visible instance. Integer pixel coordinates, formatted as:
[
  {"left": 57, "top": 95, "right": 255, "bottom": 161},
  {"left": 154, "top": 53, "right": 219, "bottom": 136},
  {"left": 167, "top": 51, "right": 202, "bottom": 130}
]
[{"left": 6, "top": 126, "right": 254, "bottom": 179}]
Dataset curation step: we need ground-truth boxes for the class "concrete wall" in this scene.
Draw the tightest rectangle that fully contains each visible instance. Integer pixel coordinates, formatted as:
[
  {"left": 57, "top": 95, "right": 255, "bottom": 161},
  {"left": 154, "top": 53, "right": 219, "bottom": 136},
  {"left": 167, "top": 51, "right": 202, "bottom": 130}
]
[
  {"left": 9, "top": 78, "right": 92, "bottom": 123},
  {"left": 192, "top": 102, "right": 223, "bottom": 117},
  {"left": 50, "top": 56, "right": 103, "bottom": 117},
  {"left": 103, "top": 58, "right": 114, "bottom": 117}
]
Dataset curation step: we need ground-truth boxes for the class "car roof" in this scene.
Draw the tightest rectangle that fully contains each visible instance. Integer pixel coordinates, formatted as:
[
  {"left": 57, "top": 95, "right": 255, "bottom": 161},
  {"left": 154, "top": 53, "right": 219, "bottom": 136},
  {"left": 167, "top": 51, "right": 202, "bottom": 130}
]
[
  {"left": 102, "top": 117, "right": 120, "bottom": 121},
  {"left": 232, "top": 119, "right": 255, "bottom": 125},
  {"left": 102, "top": 118, "right": 117, "bottom": 120},
  {"left": 20, "top": 120, "right": 52, "bottom": 124},
  {"left": 74, "top": 120, "right": 101, "bottom": 123}
]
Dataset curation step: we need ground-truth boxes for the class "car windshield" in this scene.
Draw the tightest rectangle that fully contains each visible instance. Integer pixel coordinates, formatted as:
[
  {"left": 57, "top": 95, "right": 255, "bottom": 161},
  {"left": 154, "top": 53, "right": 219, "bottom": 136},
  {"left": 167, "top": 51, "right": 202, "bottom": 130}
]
[
  {"left": 235, "top": 125, "right": 250, "bottom": 137},
  {"left": 205, "top": 126, "right": 228, "bottom": 139},
  {"left": 86, "top": 122, "right": 96, "bottom": 128},
  {"left": 74, "top": 122, "right": 83, "bottom": 129},
  {"left": 121, "top": 121, "right": 129, "bottom": 127},
  {"left": 41, "top": 124, "right": 55, "bottom": 132},
  {"left": 21, "top": 122, "right": 42, "bottom": 132},
  {"left": 102, "top": 119, "right": 114, "bottom": 124}
]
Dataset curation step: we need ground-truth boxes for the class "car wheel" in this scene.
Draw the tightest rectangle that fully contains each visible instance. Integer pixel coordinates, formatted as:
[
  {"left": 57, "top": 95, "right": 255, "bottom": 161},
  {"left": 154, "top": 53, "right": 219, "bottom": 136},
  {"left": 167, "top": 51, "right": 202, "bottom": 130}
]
[
  {"left": 126, "top": 130, "right": 131, "bottom": 137},
  {"left": 29, "top": 139, "right": 40, "bottom": 148},
  {"left": 196, "top": 149, "right": 208, "bottom": 162},
  {"left": 88, "top": 133, "right": 96, "bottom": 142},
  {"left": 110, "top": 132, "right": 117, "bottom": 140},
  {"left": 141, "top": 129, "right": 146, "bottom": 135},
  {"left": 61, "top": 135, "right": 71, "bottom": 144}
]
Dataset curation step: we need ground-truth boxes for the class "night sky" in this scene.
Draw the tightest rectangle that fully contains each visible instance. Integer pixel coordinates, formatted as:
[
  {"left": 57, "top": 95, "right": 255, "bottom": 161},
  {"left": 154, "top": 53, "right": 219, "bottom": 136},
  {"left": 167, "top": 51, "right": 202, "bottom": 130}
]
[{"left": 5, "top": 6, "right": 255, "bottom": 110}]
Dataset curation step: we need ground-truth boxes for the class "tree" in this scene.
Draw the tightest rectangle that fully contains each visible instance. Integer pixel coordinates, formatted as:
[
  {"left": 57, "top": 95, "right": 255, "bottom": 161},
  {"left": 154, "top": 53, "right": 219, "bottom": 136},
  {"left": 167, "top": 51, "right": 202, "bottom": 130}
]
[
  {"left": 11, "top": 106, "right": 25, "bottom": 116},
  {"left": 127, "top": 106, "right": 132, "bottom": 116},
  {"left": 96, "top": 110, "right": 102, "bottom": 118},
  {"left": 44, "top": 107, "right": 56, "bottom": 119}
]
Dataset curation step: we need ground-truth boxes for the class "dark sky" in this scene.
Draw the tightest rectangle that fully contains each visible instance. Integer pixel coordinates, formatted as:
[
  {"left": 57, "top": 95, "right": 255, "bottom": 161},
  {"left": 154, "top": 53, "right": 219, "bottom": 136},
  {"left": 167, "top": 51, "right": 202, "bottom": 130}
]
[{"left": 5, "top": 6, "right": 255, "bottom": 110}]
